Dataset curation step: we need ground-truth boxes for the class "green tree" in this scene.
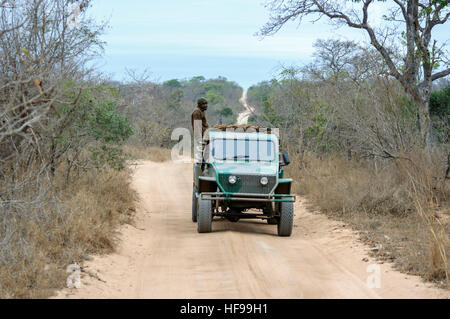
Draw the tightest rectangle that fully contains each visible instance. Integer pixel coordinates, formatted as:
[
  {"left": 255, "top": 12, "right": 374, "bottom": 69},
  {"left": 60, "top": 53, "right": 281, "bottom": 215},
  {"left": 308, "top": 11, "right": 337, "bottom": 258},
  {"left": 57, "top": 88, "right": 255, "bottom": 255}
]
[
  {"left": 163, "top": 79, "right": 182, "bottom": 88},
  {"left": 167, "top": 89, "right": 184, "bottom": 110},
  {"left": 50, "top": 84, "right": 134, "bottom": 175},
  {"left": 205, "top": 90, "right": 225, "bottom": 105},
  {"left": 430, "top": 85, "right": 450, "bottom": 118},
  {"left": 219, "top": 107, "right": 233, "bottom": 117},
  {"left": 190, "top": 76, "right": 206, "bottom": 82}
]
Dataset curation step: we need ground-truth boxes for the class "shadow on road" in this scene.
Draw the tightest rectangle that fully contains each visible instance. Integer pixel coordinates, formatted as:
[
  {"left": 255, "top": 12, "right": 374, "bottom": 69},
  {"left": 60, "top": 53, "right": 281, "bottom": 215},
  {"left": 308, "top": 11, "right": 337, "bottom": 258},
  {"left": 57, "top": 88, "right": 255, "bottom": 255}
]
[{"left": 211, "top": 218, "right": 278, "bottom": 236}]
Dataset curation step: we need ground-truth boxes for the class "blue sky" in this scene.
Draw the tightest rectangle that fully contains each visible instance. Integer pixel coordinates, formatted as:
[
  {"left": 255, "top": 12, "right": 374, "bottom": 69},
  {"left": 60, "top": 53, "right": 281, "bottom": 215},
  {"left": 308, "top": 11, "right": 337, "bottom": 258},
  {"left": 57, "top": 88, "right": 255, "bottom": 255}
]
[{"left": 88, "top": 0, "right": 449, "bottom": 89}]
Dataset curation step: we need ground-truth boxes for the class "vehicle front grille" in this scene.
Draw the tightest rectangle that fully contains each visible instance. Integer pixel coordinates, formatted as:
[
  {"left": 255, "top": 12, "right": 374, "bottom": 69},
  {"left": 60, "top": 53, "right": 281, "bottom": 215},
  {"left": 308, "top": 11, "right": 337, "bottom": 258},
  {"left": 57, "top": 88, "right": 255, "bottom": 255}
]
[{"left": 218, "top": 174, "right": 276, "bottom": 195}]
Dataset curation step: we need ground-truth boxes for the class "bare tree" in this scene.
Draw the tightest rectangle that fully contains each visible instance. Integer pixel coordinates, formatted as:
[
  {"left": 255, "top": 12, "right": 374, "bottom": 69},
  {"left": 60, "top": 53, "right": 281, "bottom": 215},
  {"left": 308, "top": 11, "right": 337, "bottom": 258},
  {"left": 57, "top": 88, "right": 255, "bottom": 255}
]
[
  {"left": 304, "top": 39, "right": 387, "bottom": 84},
  {"left": 0, "top": 0, "right": 107, "bottom": 215},
  {"left": 0, "top": 0, "right": 105, "bottom": 164},
  {"left": 259, "top": 0, "right": 450, "bottom": 146}
]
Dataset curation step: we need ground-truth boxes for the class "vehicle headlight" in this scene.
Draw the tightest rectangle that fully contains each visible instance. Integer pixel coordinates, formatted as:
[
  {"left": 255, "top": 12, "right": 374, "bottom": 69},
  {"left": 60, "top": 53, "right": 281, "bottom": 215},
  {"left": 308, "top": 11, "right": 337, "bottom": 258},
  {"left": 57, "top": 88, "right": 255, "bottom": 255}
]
[
  {"left": 228, "top": 175, "right": 237, "bottom": 184},
  {"left": 260, "top": 177, "right": 268, "bottom": 186}
]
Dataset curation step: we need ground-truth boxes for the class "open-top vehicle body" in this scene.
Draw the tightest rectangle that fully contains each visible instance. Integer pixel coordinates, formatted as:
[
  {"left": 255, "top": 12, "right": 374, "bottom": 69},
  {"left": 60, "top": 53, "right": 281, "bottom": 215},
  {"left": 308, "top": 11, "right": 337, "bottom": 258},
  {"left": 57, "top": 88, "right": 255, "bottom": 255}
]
[{"left": 192, "top": 128, "right": 296, "bottom": 236}]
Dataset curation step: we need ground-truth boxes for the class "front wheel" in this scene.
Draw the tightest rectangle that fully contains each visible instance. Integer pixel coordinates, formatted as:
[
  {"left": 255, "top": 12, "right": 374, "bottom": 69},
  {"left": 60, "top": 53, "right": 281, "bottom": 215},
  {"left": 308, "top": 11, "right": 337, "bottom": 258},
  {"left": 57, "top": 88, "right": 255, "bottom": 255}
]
[
  {"left": 277, "top": 201, "right": 294, "bottom": 237},
  {"left": 197, "top": 198, "right": 212, "bottom": 233}
]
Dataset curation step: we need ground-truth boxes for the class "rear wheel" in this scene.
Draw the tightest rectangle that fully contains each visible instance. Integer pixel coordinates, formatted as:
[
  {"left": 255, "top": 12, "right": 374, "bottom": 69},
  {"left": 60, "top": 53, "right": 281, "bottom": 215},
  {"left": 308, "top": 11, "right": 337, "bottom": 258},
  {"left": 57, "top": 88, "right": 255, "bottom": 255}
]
[
  {"left": 227, "top": 216, "right": 240, "bottom": 222},
  {"left": 192, "top": 188, "right": 197, "bottom": 222},
  {"left": 197, "top": 198, "right": 212, "bottom": 233},
  {"left": 277, "top": 201, "right": 294, "bottom": 237}
]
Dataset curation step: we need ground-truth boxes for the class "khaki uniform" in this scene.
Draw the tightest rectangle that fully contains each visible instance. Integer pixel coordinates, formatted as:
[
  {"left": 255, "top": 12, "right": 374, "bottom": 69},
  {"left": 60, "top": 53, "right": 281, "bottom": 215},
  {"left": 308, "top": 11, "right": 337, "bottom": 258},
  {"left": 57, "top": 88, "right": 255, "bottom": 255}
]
[{"left": 191, "top": 106, "right": 209, "bottom": 136}]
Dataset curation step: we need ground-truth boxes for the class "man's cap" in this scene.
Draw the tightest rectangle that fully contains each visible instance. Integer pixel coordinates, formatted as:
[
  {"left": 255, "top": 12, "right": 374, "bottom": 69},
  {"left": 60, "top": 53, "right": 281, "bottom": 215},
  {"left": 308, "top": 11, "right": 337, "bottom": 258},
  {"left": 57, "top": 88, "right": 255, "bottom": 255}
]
[{"left": 197, "top": 97, "right": 208, "bottom": 106}]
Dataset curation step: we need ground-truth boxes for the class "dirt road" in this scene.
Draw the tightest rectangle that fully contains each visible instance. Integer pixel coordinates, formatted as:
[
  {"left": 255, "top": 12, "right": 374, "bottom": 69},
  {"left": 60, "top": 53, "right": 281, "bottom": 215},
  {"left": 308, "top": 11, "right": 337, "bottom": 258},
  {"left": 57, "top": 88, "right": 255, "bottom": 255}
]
[
  {"left": 237, "top": 92, "right": 255, "bottom": 125},
  {"left": 55, "top": 161, "right": 448, "bottom": 299}
]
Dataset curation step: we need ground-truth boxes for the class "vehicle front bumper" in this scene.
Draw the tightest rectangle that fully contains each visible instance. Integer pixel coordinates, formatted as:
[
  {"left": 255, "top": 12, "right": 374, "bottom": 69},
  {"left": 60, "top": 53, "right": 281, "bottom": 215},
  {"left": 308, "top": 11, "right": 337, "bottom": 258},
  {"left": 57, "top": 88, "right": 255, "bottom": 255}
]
[{"left": 199, "top": 192, "right": 296, "bottom": 203}]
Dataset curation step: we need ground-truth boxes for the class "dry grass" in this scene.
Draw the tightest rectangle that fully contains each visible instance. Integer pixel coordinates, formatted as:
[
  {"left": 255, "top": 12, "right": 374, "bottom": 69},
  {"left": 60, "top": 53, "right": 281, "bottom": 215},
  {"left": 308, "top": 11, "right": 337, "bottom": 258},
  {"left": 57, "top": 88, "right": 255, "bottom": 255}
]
[
  {"left": 0, "top": 166, "right": 137, "bottom": 298},
  {"left": 410, "top": 181, "right": 449, "bottom": 282},
  {"left": 286, "top": 148, "right": 450, "bottom": 286},
  {"left": 123, "top": 145, "right": 171, "bottom": 162},
  {"left": 0, "top": 145, "right": 171, "bottom": 298}
]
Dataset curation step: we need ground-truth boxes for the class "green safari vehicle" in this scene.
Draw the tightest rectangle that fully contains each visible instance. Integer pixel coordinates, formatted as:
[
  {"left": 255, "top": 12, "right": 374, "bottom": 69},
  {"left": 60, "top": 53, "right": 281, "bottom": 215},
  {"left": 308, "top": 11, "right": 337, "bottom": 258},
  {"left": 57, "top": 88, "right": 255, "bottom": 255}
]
[{"left": 192, "top": 129, "right": 296, "bottom": 236}]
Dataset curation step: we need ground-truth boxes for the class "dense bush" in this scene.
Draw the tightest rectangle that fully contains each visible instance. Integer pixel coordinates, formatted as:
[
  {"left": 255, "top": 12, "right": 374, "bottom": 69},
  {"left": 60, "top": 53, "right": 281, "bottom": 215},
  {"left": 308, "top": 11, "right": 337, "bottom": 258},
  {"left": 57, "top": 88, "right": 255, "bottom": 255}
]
[
  {"left": 49, "top": 84, "right": 134, "bottom": 175},
  {"left": 430, "top": 85, "right": 450, "bottom": 144},
  {"left": 0, "top": 0, "right": 136, "bottom": 298},
  {"left": 118, "top": 76, "right": 243, "bottom": 148},
  {"left": 431, "top": 85, "right": 450, "bottom": 119}
]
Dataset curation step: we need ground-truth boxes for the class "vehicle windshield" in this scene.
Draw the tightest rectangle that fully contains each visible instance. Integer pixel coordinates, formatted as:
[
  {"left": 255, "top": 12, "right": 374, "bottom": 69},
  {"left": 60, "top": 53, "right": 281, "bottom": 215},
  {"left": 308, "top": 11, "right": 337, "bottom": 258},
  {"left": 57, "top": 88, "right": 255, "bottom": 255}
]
[{"left": 212, "top": 138, "right": 276, "bottom": 162}]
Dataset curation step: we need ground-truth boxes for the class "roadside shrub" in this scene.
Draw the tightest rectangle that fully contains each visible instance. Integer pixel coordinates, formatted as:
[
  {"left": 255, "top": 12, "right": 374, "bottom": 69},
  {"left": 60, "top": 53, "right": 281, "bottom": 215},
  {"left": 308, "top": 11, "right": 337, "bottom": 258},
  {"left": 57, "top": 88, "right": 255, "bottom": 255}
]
[
  {"left": 286, "top": 148, "right": 450, "bottom": 283},
  {"left": 0, "top": 166, "right": 136, "bottom": 298}
]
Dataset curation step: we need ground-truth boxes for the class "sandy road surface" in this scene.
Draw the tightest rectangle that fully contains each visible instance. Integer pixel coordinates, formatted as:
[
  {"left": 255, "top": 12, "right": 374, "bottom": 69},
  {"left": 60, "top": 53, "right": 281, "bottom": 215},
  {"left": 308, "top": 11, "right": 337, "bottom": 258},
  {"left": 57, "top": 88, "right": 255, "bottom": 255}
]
[
  {"left": 55, "top": 161, "right": 448, "bottom": 299},
  {"left": 237, "top": 92, "right": 255, "bottom": 125}
]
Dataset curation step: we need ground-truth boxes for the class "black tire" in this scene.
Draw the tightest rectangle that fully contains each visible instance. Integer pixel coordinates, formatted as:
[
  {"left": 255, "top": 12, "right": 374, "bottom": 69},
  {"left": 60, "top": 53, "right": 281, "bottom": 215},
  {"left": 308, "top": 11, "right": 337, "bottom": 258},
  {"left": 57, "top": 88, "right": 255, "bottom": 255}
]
[
  {"left": 228, "top": 216, "right": 240, "bottom": 222},
  {"left": 277, "top": 201, "right": 294, "bottom": 237},
  {"left": 197, "top": 198, "right": 212, "bottom": 233},
  {"left": 267, "top": 217, "right": 278, "bottom": 225},
  {"left": 192, "top": 188, "right": 197, "bottom": 222}
]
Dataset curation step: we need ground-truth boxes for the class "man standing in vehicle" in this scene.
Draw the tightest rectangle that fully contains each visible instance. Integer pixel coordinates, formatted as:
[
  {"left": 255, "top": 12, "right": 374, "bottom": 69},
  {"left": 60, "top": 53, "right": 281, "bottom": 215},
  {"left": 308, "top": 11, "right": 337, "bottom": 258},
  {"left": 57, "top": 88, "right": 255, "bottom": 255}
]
[
  {"left": 191, "top": 97, "right": 209, "bottom": 137},
  {"left": 191, "top": 98, "right": 209, "bottom": 166}
]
